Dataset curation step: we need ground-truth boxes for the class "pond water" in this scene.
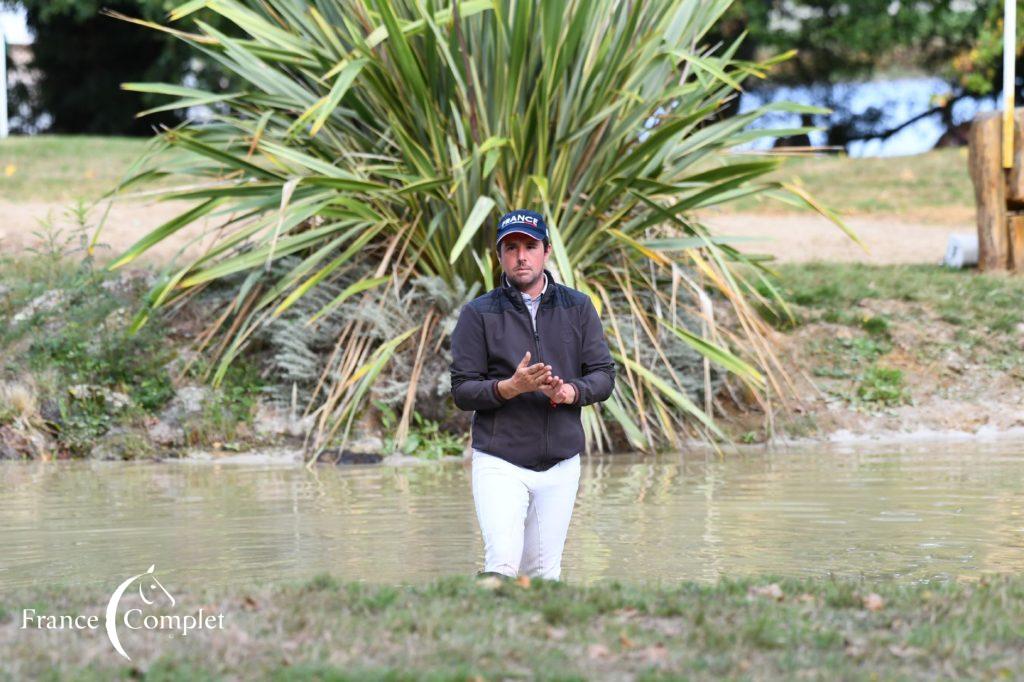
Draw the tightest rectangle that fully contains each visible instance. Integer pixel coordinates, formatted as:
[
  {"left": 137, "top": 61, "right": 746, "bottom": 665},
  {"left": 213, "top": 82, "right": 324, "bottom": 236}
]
[
  {"left": 2, "top": 440, "right": 1023, "bottom": 592},
  {"left": 737, "top": 77, "right": 997, "bottom": 157}
]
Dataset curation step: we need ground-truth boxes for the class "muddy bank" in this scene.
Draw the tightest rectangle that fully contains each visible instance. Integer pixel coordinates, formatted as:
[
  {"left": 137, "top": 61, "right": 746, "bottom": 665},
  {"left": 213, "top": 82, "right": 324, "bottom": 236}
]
[
  {"left": 4, "top": 253, "right": 1020, "bottom": 462},
  {"left": 720, "top": 263, "right": 1024, "bottom": 446}
]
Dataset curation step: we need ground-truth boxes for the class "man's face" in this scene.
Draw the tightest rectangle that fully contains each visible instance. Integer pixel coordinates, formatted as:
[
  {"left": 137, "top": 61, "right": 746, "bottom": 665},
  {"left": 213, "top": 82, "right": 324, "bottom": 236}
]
[{"left": 498, "top": 233, "right": 549, "bottom": 290}]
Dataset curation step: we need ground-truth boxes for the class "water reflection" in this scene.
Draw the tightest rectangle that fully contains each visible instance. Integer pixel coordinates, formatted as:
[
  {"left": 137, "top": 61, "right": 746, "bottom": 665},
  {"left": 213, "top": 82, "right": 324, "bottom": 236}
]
[{"left": 1, "top": 440, "right": 1022, "bottom": 591}]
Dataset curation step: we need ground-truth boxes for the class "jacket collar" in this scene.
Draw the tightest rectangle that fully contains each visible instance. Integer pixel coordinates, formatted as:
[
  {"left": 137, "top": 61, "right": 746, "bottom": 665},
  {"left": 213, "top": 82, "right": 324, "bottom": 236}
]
[{"left": 501, "top": 268, "right": 557, "bottom": 309}]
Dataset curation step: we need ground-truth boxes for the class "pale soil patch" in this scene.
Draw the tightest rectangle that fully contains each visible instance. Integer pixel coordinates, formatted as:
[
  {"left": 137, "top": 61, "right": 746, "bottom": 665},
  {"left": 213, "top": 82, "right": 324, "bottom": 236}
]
[
  {"left": 706, "top": 203, "right": 977, "bottom": 227},
  {"left": 0, "top": 196, "right": 970, "bottom": 268},
  {"left": 697, "top": 211, "right": 966, "bottom": 265},
  {"left": 0, "top": 199, "right": 222, "bottom": 266}
]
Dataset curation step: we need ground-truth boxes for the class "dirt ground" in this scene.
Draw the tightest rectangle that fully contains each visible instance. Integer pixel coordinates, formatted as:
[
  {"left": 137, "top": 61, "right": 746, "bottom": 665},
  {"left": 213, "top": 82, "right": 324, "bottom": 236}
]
[
  {"left": 698, "top": 211, "right": 965, "bottom": 265},
  {"left": 0, "top": 199, "right": 223, "bottom": 266},
  {"left": 725, "top": 298, "right": 1024, "bottom": 445},
  {"left": 0, "top": 198, "right": 969, "bottom": 267}
]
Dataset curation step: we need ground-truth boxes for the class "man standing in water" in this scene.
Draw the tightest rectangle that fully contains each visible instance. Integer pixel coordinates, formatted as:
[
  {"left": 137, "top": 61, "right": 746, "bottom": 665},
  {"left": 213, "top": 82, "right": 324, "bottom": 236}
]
[{"left": 449, "top": 209, "right": 616, "bottom": 581}]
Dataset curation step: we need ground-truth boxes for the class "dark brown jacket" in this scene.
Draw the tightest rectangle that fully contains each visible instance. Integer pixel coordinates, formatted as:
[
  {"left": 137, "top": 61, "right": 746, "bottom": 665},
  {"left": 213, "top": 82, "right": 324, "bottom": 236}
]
[{"left": 449, "top": 269, "right": 616, "bottom": 470}]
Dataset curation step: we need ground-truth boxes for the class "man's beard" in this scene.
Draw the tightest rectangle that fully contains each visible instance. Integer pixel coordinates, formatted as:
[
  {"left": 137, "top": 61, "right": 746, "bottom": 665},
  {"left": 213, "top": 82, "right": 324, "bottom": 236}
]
[{"left": 508, "top": 268, "right": 542, "bottom": 290}]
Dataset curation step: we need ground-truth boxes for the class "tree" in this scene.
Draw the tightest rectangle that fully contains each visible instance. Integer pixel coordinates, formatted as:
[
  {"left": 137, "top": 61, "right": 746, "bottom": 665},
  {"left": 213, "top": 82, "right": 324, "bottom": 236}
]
[
  {"left": 712, "top": 1, "right": 1014, "bottom": 150},
  {"left": 8, "top": 1, "right": 225, "bottom": 135}
]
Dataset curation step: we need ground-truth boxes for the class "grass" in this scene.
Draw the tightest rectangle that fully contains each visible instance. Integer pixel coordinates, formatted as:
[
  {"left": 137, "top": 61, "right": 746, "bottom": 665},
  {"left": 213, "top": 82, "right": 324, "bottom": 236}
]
[
  {"left": 0, "top": 136, "right": 975, "bottom": 224},
  {"left": 767, "top": 262, "right": 1024, "bottom": 334},
  {"left": 708, "top": 147, "right": 973, "bottom": 223},
  {"left": 855, "top": 366, "right": 910, "bottom": 406},
  {"left": 0, "top": 136, "right": 153, "bottom": 203},
  {"left": 374, "top": 400, "right": 467, "bottom": 460},
  {"left": 2, "top": 572, "right": 1023, "bottom": 679}
]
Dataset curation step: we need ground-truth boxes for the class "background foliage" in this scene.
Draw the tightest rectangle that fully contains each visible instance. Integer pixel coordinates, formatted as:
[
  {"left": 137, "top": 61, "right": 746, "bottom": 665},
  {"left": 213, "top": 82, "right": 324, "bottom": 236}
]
[
  {"left": 5, "top": 0, "right": 229, "bottom": 134},
  {"left": 715, "top": 0, "right": 1020, "bottom": 148},
  {"left": 7, "top": 1, "right": 1020, "bottom": 147}
]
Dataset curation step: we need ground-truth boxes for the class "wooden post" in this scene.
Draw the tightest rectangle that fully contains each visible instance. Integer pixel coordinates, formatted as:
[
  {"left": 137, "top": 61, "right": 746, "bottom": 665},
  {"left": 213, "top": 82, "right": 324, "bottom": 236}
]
[
  {"left": 1009, "top": 215, "right": 1024, "bottom": 270},
  {"left": 968, "top": 112, "right": 1010, "bottom": 270},
  {"left": 1008, "top": 108, "right": 1024, "bottom": 202},
  {"left": 970, "top": 3, "right": 1022, "bottom": 272}
]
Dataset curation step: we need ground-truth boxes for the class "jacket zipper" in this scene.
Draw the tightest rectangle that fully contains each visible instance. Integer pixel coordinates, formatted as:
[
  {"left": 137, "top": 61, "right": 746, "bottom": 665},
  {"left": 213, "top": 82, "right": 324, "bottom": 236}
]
[
  {"left": 539, "top": 308, "right": 548, "bottom": 462},
  {"left": 525, "top": 296, "right": 549, "bottom": 462},
  {"left": 510, "top": 278, "right": 551, "bottom": 463}
]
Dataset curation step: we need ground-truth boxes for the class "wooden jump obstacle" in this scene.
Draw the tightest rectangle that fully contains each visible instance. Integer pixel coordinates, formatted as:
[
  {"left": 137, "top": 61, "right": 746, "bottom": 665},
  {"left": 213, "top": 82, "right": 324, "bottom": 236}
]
[
  {"left": 967, "top": 0, "right": 1020, "bottom": 272},
  {"left": 968, "top": 110, "right": 1024, "bottom": 272}
]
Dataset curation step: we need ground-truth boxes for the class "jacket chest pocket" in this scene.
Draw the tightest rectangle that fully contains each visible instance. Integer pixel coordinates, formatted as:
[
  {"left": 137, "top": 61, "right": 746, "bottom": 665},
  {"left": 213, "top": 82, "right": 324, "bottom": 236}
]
[
  {"left": 489, "top": 323, "right": 536, "bottom": 371},
  {"left": 544, "top": 331, "right": 580, "bottom": 377},
  {"left": 560, "top": 325, "right": 580, "bottom": 352}
]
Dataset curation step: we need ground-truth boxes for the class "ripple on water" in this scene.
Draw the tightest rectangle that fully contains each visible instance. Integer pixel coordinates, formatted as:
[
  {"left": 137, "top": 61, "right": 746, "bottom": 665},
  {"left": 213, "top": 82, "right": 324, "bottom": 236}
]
[{"left": 1, "top": 439, "right": 1024, "bottom": 589}]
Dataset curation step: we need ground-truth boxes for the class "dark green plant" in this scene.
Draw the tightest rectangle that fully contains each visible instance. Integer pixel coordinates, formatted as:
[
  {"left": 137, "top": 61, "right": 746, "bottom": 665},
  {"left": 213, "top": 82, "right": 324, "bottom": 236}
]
[
  {"left": 110, "top": 0, "right": 854, "bottom": 460},
  {"left": 859, "top": 315, "right": 890, "bottom": 337},
  {"left": 186, "top": 355, "right": 265, "bottom": 424},
  {"left": 856, "top": 366, "right": 908, "bottom": 406},
  {"left": 52, "top": 393, "right": 115, "bottom": 456},
  {"left": 754, "top": 300, "right": 802, "bottom": 331},
  {"left": 372, "top": 400, "right": 464, "bottom": 460},
  {"left": 403, "top": 412, "right": 466, "bottom": 460}
]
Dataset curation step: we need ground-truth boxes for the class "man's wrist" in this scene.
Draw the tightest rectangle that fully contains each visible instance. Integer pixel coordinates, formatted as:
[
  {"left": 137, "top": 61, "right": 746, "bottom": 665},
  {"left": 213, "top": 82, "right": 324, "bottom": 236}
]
[
  {"left": 496, "top": 378, "right": 519, "bottom": 400},
  {"left": 550, "top": 383, "right": 577, "bottom": 407}
]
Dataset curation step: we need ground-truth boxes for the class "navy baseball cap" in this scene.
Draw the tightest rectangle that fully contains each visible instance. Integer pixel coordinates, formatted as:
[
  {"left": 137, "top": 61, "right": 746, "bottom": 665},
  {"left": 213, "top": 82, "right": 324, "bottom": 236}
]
[{"left": 496, "top": 209, "right": 547, "bottom": 247}]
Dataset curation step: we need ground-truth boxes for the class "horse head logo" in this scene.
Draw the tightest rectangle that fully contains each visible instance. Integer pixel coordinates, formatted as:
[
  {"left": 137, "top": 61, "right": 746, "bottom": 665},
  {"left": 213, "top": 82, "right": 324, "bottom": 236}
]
[{"left": 105, "top": 564, "right": 175, "bottom": 661}]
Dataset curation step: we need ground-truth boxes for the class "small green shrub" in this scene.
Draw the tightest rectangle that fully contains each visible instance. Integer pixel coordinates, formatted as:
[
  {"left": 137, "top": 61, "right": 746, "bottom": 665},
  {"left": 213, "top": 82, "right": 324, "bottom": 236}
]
[
  {"left": 818, "top": 336, "right": 891, "bottom": 367},
  {"left": 856, "top": 366, "right": 909, "bottom": 406},
  {"left": 859, "top": 315, "right": 890, "bottom": 336},
  {"left": 373, "top": 401, "right": 466, "bottom": 459}
]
